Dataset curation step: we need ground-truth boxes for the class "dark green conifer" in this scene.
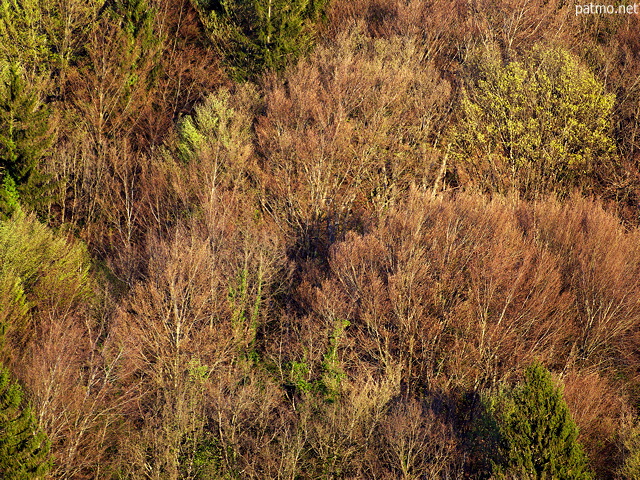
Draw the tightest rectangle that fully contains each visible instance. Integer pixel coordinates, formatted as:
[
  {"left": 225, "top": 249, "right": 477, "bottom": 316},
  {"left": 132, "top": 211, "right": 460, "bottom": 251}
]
[
  {"left": 0, "top": 62, "right": 52, "bottom": 215},
  {"left": 489, "top": 363, "right": 593, "bottom": 480},
  {"left": 0, "top": 365, "right": 51, "bottom": 479},
  {"left": 197, "top": 0, "right": 328, "bottom": 80}
]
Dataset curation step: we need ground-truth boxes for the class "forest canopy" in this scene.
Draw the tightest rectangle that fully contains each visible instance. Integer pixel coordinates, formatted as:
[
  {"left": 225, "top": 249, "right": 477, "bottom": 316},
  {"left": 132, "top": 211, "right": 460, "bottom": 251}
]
[{"left": 1, "top": 0, "right": 640, "bottom": 478}]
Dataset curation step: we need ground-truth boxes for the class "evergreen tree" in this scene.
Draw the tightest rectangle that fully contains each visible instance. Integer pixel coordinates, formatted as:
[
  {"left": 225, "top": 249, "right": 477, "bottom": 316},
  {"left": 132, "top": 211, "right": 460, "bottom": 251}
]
[
  {"left": 488, "top": 363, "right": 593, "bottom": 480},
  {"left": 0, "top": 0, "right": 51, "bottom": 77},
  {"left": 618, "top": 416, "right": 640, "bottom": 480},
  {"left": 0, "top": 62, "right": 52, "bottom": 215},
  {"left": 196, "top": 0, "right": 328, "bottom": 80},
  {"left": 0, "top": 364, "right": 51, "bottom": 479}
]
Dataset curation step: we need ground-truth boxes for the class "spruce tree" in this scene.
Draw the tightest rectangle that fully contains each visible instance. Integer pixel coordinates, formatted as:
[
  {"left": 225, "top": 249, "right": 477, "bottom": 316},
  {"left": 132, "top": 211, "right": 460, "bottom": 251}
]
[
  {"left": 0, "top": 0, "right": 51, "bottom": 77},
  {"left": 0, "top": 364, "right": 51, "bottom": 479},
  {"left": 0, "top": 62, "right": 52, "bottom": 215},
  {"left": 196, "top": 0, "right": 328, "bottom": 80},
  {"left": 488, "top": 363, "right": 593, "bottom": 480}
]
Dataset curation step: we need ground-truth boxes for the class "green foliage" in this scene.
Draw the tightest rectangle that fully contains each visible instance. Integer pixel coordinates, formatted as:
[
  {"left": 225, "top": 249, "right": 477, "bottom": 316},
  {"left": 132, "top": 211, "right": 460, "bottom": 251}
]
[
  {"left": 0, "top": 0, "right": 99, "bottom": 95},
  {"left": 285, "top": 319, "right": 348, "bottom": 402},
  {"left": 320, "top": 317, "right": 348, "bottom": 402},
  {"left": 178, "top": 362, "right": 223, "bottom": 479},
  {"left": 175, "top": 85, "right": 258, "bottom": 207},
  {"left": 0, "top": 175, "right": 21, "bottom": 218},
  {"left": 289, "top": 360, "right": 313, "bottom": 394},
  {"left": 109, "top": 0, "right": 155, "bottom": 40},
  {"left": 617, "top": 415, "right": 640, "bottom": 480},
  {"left": 228, "top": 266, "right": 263, "bottom": 354},
  {"left": 187, "top": 358, "right": 211, "bottom": 383},
  {"left": 179, "top": 431, "right": 226, "bottom": 480},
  {"left": 487, "top": 363, "right": 593, "bottom": 480},
  {"left": 196, "top": 0, "right": 329, "bottom": 80},
  {"left": 0, "top": 0, "right": 51, "bottom": 76},
  {"left": 177, "top": 86, "right": 256, "bottom": 166},
  {"left": 453, "top": 44, "right": 616, "bottom": 197},
  {"left": 105, "top": 0, "right": 161, "bottom": 83},
  {"left": 0, "top": 62, "right": 52, "bottom": 215},
  {"left": 0, "top": 364, "right": 51, "bottom": 479},
  {"left": 0, "top": 212, "right": 92, "bottom": 342}
]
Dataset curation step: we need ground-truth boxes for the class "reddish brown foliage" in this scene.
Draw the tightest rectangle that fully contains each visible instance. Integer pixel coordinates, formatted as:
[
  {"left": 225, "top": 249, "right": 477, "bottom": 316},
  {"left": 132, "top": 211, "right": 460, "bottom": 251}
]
[{"left": 12, "top": 0, "right": 640, "bottom": 477}]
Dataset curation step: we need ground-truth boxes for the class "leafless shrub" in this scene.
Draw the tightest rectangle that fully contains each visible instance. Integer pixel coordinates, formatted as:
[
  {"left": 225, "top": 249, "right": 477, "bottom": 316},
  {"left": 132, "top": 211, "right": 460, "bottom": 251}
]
[
  {"left": 19, "top": 308, "right": 126, "bottom": 479},
  {"left": 379, "top": 397, "right": 462, "bottom": 479},
  {"left": 562, "top": 368, "right": 631, "bottom": 479},
  {"left": 256, "top": 24, "right": 451, "bottom": 257},
  {"left": 532, "top": 195, "right": 640, "bottom": 367},
  {"left": 305, "top": 191, "right": 571, "bottom": 394}
]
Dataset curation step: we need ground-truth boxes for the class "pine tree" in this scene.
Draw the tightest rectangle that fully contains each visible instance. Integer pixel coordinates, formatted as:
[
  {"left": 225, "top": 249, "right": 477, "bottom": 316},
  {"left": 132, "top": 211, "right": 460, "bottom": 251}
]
[
  {"left": 196, "top": 0, "right": 328, "bottom": 80},
  {"left": 488, "top": 363, "right": 593, "bottom": 480},
  {"left": 0, "top": 62, "right": 52, "bottom": 215},
  {"left": 0, "top": 364, "right": 51, "bottom": 479}
]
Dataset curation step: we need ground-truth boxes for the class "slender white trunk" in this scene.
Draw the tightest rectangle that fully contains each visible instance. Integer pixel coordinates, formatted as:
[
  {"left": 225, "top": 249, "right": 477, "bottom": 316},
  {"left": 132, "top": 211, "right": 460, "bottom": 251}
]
[{"left": 267, "top": 0, "right": 272, "bottom": 44}]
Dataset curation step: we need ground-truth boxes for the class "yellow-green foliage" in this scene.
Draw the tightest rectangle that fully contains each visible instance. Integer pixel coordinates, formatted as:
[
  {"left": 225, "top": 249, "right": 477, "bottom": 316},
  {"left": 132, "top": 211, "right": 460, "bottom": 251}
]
[
  {"left": 177, "top": 86, "right": 255, "bottom": 166},
  {"left": 0, "top": 212, "right": 92, "bottom": 341},
  {"left": 454, "top": 44, "right": 616, "bottom": 196},
  {"left": 0, "top": 0, "right": 50, "bottom": 76},
  {"left": 176, "top": 85, "right": 257, "bottom": 195},
  {"left": 618, "top": 415, "right": 640, "bottom": 479}
]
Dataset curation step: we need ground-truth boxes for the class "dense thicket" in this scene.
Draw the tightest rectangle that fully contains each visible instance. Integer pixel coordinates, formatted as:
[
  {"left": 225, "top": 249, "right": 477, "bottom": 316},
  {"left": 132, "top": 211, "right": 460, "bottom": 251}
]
[{"left": 1, "top": 0, "right": 640, "bottom": 478}]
